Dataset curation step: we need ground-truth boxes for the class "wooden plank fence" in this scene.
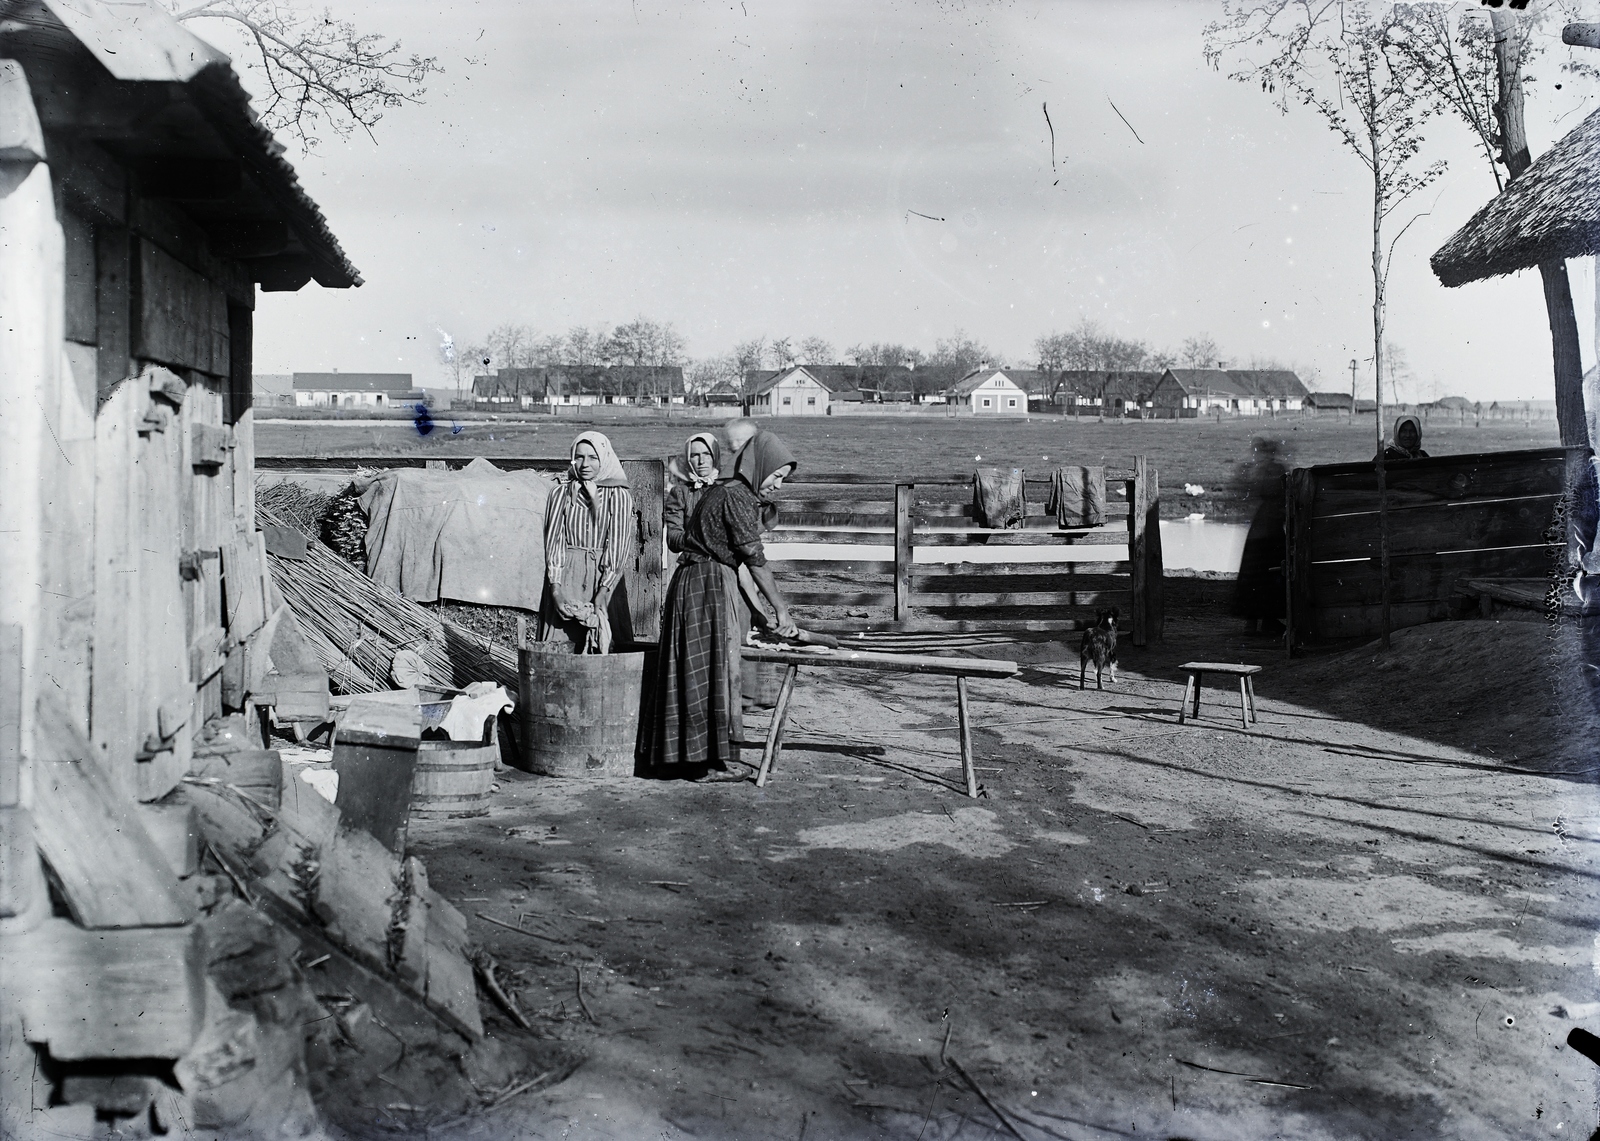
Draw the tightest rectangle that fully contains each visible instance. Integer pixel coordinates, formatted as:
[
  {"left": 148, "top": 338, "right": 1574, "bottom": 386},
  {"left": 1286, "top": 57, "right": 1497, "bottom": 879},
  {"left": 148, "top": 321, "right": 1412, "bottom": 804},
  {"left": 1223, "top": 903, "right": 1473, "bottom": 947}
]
[
  {"left": 256, "top": 454, "right": 1164, "bottom": 644},
  {"left": 1285, "top": 445, "right": 1585, "bottom": 646}
]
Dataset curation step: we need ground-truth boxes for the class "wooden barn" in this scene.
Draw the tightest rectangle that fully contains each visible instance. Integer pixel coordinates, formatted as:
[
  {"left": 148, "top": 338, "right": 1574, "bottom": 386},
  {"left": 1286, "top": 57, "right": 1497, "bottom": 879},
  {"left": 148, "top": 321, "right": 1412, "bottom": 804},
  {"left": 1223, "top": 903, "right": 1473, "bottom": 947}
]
[{"left": 0, "top": 4, "right": 502, "bottom": 1135}]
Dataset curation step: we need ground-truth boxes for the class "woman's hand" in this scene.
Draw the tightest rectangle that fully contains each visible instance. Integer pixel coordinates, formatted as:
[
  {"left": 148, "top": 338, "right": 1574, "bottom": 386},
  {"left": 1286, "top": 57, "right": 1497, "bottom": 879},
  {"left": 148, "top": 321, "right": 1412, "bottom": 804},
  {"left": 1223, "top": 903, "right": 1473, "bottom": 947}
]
[{"left": 774, "top": 611, "right": 799, "bottom": 639}]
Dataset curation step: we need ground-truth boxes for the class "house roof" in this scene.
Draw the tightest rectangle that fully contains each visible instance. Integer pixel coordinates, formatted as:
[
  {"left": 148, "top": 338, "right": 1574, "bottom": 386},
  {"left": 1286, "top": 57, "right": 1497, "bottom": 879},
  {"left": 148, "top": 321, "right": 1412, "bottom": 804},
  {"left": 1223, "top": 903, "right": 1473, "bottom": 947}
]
[
  {"left": 744, "top": 366, "right": 855, "bottom": 397},
  {"left": 948, "top": 369, "right": 1028, "bottom": 397},
  {"left": 7, "top": 0, "right": 361, "bottom": 290},
  {"left": 294, "top": 373, "right": 413, "bottom": 392},
  {"left": 1431, "top": 106, "right": 1600, "bottom": 287},
  {"left": 1226, "top": 370, "right": 1309, "bottom": 399},
  {"left": 1159, "top": 369, "right": 1253, "bottom": 397}
]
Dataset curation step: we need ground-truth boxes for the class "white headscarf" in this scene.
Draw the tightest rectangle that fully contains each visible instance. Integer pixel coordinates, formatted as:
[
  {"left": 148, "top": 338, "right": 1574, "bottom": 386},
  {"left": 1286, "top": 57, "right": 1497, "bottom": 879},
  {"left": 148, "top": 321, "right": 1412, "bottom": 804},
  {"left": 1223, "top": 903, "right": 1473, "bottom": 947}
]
[{"left": 569, "top": 431, "right": 628, "bottom": 516}]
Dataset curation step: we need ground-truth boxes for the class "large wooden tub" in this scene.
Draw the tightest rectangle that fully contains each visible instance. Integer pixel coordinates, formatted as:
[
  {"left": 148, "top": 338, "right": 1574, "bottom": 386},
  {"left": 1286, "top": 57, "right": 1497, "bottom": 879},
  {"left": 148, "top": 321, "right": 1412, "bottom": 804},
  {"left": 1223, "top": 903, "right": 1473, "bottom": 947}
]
[{"left": 516, "top": 647, "right": 644, "bottom": 777}]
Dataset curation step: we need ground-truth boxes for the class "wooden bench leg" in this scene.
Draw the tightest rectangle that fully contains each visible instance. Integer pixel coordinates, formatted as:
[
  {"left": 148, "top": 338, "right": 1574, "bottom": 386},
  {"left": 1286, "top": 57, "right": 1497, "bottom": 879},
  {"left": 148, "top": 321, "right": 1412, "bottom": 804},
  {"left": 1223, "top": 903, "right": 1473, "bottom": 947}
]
[
  {"left": 1238, "top": 676, "right": 1250, "bottom": 729},
  {"left": 957, "top": 675, "right": 978, "bottom": 799},
  {"left": 754, "top": 664, "right": 799, "bottom": 788},
  {"left": 1192, "top": 672, "right": 1203, "bottom": 719},
  {"left": 1246, "top": 675, "right": 1258, "bottom": 724}
]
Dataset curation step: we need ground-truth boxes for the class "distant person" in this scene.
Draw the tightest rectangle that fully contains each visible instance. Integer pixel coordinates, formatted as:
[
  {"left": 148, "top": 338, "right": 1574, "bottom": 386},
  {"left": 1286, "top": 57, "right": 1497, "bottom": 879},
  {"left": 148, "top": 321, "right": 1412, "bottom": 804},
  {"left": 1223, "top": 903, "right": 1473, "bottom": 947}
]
[
  {"left": 664, "top": 432, "right": 721, "bottom": 553},
  {"left": 647, "top": 430, "right": 799, "bottom": 782},
  {"left": 1376, "top": 415, "right": 1429, "bottom": 463},
  {"left": 1233, "top": 436, "right": 1288, "bottom": 636},
  {"left": 536, "top": 431, "right": 634, "bottom": 653}
]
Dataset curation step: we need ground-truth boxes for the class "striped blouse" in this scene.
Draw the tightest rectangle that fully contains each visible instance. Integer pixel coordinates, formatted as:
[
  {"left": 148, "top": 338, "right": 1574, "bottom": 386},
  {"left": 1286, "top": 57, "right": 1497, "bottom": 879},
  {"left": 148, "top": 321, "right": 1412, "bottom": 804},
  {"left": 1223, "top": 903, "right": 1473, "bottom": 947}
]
[{"left": 544, "top": 479, "right": 636, "bottom": 596}]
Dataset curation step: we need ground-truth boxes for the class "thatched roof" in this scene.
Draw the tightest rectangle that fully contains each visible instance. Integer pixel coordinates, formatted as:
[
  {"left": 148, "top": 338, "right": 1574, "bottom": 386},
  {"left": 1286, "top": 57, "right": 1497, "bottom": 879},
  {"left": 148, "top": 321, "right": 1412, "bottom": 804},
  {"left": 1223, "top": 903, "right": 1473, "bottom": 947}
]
[{"left": 1431, "top": 107, "right": 1600, "bottom": 287}]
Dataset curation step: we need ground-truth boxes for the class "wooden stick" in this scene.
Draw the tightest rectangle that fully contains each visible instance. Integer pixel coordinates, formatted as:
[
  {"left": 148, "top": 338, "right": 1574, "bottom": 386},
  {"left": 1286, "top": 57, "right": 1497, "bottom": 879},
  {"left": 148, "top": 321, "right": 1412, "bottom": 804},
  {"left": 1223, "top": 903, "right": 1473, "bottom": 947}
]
[
  {"left": 956, "top": 676, "right": 977, "bottom": 799},
  {"left": 470, "top": 948, "right": 532, "bottom": 1030},
  {"left": 575, "top": 965, "right": 599, "bottom": 1025},
  {"left": 947, "top": 1057, "right": 1027, "bottom": 1141},
  {"left": 475, "top": 911, "right": 564, "bottom": 943},
  {"left": 488, "top": 1069, "right": 555, "bottom": 1109},
  {"left": 755, "top": 663, "right": 799, "bottom": 788}
]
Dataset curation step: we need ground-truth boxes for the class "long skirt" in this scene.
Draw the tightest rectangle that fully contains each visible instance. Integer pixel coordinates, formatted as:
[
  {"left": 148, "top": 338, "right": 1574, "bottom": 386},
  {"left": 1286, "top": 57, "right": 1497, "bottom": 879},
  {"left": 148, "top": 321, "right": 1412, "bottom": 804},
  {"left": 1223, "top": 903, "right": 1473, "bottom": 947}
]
[
  {"left": 537, "top": 548, "right": 600, "bottom": 652},
  {"left": 648, "top": 559, "right": 746, "bottom": 773},
  {"left": 1232, "top": 500, "right": 1286, "bottom": 622}
]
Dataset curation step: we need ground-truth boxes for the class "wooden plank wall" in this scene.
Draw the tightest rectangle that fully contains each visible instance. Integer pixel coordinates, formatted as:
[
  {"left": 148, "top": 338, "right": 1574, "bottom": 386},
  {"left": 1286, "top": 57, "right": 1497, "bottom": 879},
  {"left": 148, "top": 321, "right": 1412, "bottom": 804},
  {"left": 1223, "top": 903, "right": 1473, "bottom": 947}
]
[
  {"left": 763, "top": 464, "right": 1163, "bottom": 641},
  {"left": 254, "top": 456, "right": 668, "bottom": 642},
  {"left": 1286, "top": 446, "right": 1578, "bottom": 644}
]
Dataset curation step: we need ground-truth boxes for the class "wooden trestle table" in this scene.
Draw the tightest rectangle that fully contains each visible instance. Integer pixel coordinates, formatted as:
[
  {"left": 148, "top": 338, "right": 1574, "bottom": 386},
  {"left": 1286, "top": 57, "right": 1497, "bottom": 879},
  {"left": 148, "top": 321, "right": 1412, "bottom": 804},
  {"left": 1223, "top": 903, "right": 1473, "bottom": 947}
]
[{"left": 739, "top": 646, "right": 1020, "bottom": 798}]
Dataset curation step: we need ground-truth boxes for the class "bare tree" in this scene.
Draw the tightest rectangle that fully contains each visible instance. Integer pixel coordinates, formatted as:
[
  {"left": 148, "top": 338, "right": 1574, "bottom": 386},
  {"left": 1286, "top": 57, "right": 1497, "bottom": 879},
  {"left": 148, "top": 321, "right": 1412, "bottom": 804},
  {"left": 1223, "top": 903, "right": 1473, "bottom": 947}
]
[
  {"left": 1389, "top": 2, "right": 1587, "bottom": 447},
  {"left": 1207, "top": 0, "right": 1448, "bottom": 650},
  {"left": 732, "top": 338, "right": 768, "bottom": 396},
  {"left": 930, "top": 331, "right": 995, "bottom": 373},
  {"left": 1180, "top": 333, "right": 1221, "bottom": 368},
  {"left": 797, "top": 336, "right": 834, "bottom": 364},
  {"left": 769, "top": 337, "right": 797, "bottom": 369},
  {"left": 168, "top": 0, "right": 441, "bottom": 150}
]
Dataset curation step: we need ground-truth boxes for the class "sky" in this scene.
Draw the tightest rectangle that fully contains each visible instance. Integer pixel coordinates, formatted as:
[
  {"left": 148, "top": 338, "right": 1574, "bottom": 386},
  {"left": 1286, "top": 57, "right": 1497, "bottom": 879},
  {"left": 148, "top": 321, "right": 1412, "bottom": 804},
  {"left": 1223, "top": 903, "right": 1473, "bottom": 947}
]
[{"left": 229, "top": 0, "right": 1600, "bottom": 402}]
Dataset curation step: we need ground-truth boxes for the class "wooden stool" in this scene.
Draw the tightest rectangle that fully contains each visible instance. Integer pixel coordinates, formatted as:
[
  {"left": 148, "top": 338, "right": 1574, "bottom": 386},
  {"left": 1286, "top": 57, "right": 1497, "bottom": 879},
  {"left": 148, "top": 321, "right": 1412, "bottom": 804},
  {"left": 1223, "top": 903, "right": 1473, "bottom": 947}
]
[{"left": 1177, "top": 662, "right": 1260, "bottom": 729}]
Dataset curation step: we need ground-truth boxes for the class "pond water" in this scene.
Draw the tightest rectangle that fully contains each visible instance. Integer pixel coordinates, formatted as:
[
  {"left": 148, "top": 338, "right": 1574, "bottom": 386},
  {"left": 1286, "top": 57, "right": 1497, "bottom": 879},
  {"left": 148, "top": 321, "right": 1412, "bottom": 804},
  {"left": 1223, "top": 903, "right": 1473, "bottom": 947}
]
[{"left": 767, "top": 518, "right": 1250, "bottom": 574}]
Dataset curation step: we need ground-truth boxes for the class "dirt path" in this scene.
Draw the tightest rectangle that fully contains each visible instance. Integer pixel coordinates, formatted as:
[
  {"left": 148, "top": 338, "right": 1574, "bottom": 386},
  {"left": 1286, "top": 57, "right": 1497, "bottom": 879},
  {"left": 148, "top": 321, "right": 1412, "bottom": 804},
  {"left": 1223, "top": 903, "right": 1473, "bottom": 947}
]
[{"left": 391, "top": 615, "right": 1598, "bottom": 1141}]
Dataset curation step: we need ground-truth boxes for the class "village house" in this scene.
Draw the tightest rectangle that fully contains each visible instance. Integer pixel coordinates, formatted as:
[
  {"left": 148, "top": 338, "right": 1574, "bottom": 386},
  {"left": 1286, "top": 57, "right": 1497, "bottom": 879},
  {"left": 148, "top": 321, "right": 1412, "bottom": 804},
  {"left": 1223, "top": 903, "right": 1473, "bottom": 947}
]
[
  {"left": 292, "top": 371, "right": 424, "bottom": 408},
  {"left": 1040, "top": 370, "right": 1161, "bottom": 414},
  {"left": 472, "top": 365, "right": 685, "bottom": 409},
  {"left": 947, "top": 366, "right": 1029, "bottom": 414},
  {"left": 1148, "top": 368, "right": 1308, "bottom": 417},
  {"left": 744, "top": 365, "right": 855, "bottom": 415}
]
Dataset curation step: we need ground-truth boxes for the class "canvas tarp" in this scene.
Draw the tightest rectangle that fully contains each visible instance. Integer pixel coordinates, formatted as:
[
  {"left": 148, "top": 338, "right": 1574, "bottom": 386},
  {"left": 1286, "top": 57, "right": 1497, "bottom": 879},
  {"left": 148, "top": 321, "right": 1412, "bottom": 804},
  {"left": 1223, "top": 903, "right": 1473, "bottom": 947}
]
[{"left": 357, "top": 458, "right": 554, "bottom": 609}]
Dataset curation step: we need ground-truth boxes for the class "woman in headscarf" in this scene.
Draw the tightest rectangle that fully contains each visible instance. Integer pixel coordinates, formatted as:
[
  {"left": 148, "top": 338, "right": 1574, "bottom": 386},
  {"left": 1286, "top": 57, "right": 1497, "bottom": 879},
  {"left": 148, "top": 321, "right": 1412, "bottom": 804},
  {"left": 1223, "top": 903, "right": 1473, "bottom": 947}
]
[
  {"left": 649, "top": 430, "right": 799, "bottom": 781},
  {"left": 663, "top": 432, "right": 721, "bottom": 554},
  {"left": 1376, "top": 415, "right": 1429, "bottom": 463},
  {"left": 537, "top": 431, "right": 635, "bottom": 654},
  {"left": 1232, "top": 436, "right": 1289, "bottom": 635}
]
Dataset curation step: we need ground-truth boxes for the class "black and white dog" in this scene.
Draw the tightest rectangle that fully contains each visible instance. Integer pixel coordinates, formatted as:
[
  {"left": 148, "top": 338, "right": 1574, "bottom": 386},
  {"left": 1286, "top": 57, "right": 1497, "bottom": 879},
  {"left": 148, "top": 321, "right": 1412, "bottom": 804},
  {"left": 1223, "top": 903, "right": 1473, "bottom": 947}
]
[{"left": 1079, "top": 607, "right": 1119, "bottom": 690}]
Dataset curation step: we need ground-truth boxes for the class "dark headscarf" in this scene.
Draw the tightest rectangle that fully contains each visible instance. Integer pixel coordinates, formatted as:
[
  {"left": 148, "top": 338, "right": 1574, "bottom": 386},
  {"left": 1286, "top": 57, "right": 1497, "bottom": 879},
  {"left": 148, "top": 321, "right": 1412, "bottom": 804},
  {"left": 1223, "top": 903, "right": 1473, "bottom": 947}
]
[{"left": 733, "top": 430, "right": 797, "bottom": 494}]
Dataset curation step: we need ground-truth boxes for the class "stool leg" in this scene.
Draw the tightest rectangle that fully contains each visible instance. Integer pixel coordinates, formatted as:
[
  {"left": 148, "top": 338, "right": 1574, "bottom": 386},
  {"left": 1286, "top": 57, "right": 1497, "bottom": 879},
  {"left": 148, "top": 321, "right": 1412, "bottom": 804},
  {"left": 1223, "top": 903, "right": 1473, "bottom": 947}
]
[
  {"left": 755, "top": 665, "right": 799, "bottom": 788},
  {"left": 957, "top": 675, "right": 978, "bottom": 799},
  {"left": 1178, "top": 674, "right": 1193, "bottom": 724},
  {"left": 1239, "top": 676, "right": 1250, "bottom": 729}
]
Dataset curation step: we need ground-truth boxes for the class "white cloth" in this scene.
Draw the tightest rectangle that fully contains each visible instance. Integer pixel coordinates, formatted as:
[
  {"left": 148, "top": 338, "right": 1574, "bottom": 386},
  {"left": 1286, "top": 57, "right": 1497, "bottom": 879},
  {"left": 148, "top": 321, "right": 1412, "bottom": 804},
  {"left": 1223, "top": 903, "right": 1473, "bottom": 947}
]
[{"left": 439, "top": 682, "right": 513, "bottom": 743}]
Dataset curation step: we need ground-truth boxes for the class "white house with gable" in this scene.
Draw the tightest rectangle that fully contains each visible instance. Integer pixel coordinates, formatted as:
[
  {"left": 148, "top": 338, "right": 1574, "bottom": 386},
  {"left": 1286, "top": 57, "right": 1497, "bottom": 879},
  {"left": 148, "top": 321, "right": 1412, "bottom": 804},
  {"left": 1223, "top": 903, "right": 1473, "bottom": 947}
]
[
  {"left": 949, "top": 368, "right": 1028, "bottom": 414},
  {"left": 745, "top": 366, "right": 835, "bottom": 415}
]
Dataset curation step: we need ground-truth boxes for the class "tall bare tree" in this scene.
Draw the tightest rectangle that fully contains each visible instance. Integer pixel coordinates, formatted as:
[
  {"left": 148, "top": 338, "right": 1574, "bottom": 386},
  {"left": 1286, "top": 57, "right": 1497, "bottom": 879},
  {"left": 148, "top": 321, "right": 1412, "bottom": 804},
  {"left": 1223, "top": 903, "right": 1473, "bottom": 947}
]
[
  {"left": 1180, "top": 333, "right": 1221, "bottom": 368},
  {"left": 1206, "top": 0, "right": 1448, "bottom": 649},
  {"left": 797, "top": 336, "right": 834, "bottom": 364},
  {"left": 168, "top": 0, "right": 441, "bottom": 150},
  {"left": 1389, "top": 2, "right": 1587, "bottom": 447}
]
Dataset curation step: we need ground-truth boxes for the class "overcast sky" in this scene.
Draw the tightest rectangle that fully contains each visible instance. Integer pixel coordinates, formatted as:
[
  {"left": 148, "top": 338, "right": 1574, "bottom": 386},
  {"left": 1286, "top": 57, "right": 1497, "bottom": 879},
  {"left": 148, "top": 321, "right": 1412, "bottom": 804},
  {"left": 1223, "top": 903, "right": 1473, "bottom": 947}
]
[{"left": 237, "top": 0, "right": 1599, "bottom": 401}]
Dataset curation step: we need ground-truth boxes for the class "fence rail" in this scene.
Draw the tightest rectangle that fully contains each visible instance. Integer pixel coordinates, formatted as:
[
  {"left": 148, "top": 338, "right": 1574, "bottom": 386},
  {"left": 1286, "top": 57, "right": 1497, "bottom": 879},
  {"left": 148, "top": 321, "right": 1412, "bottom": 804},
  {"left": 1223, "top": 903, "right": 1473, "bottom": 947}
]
[{"left": 255, "top": 454, "right": 1164, "bottom": 643}]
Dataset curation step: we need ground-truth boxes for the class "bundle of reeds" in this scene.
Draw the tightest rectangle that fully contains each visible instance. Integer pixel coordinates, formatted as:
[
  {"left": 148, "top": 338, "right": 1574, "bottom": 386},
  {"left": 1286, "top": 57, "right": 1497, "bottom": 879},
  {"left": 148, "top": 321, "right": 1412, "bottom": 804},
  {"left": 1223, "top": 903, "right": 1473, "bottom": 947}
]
[
  {"left": 257, "top": 505, "right": 518, "bottom": 694},
  {"left": 256, "top": 480, "right": 334, "bottom": 539}
]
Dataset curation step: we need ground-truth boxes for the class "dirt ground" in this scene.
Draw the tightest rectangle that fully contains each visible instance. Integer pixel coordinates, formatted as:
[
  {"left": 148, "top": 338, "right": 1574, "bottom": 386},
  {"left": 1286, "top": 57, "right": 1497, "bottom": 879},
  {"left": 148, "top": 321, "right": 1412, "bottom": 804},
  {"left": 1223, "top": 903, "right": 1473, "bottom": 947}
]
[{"left": 339, "top": 609, "right": 1598, "bottom": 1141}]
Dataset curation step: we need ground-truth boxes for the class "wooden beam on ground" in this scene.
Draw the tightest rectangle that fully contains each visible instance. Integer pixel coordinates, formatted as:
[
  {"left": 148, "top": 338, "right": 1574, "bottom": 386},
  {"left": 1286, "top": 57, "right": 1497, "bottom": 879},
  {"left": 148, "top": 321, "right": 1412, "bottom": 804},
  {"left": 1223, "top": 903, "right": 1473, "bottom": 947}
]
[{"left": 0, "top": 918, "right": 206, "bottom": 1059}]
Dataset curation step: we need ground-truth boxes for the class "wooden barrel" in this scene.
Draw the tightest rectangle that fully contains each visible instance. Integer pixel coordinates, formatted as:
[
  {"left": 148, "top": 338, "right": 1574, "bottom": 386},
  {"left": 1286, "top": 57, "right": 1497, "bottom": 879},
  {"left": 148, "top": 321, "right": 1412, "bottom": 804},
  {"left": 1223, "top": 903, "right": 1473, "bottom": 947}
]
[
  {"left": 410, "top": 738, "right": 496, "bottom": 817},
  {"left": 517, "top": 647, "right": 644, "bottom": 778}
]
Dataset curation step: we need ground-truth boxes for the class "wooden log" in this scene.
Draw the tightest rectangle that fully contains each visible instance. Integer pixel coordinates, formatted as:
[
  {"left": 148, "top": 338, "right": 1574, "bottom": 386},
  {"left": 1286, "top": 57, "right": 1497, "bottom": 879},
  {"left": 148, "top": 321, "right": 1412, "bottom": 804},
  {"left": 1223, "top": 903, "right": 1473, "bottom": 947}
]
[
  {"left": 32, "top": 706, "right": 193, "bottom": 928},
  {"left": 740, "top": 646, "right": 1018, "bottom": 678},
  {"left": 132, "top": 239, "right": 228, "bottom": 375},
  {"left": 137, "top": 802, "right": 200, "bottom": 879},
  {"left": 0, "top": 918, "right": 206, "bottom": 1060}
]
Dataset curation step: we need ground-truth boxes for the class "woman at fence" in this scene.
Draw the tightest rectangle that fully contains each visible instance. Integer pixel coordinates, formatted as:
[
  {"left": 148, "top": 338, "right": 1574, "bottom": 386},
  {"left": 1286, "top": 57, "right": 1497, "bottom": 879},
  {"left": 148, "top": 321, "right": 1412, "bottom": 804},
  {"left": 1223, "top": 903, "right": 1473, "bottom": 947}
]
[
  {"left": 536, "top": 431, "right": 634, "bottom": 654},
  {"left": 1233, "top": 436, "right": 1289, "bottom": 636},
  {"left": 1376, "top": 415, "right": 1429, "bottom": 463},
  {"left": 648, "top": 430, "right": 799, "bottom": 781},
  {"left": 663, "top": 432, "right": 721, "bottom": 553}
]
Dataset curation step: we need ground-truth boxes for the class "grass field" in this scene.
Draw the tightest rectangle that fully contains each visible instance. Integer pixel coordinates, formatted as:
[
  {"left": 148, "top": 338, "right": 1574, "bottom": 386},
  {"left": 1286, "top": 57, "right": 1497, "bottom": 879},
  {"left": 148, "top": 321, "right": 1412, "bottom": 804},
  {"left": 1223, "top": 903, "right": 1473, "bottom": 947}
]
[{"left": 255, "top": 413, "right": 1562, "bottom": 521}]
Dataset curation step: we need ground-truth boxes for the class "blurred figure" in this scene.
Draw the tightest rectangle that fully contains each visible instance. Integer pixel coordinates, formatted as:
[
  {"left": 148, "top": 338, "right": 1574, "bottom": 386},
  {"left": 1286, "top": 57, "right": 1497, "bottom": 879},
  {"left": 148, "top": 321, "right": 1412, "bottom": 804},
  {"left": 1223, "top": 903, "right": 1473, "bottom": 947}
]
[
  {"left": 1233, "top": 436, "right": 1289, "bottom": 636},
  {"left": 1376, "top": 414, "right": 1429, "bottom": 463}
]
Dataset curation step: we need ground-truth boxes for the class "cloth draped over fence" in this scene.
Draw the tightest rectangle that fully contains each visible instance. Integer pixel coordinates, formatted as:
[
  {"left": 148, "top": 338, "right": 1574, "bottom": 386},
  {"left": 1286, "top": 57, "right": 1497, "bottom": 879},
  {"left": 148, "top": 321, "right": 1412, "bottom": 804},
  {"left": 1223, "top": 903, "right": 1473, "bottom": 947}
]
[
  {"left": 358, "top": 458, "right": 555, "bottom": 609},
  {"left": 1046, "top": 466, "right": 1106, "bottom": 528},
  {"left": 973, "top": 467, "right": 1026, "bottom": 529}
]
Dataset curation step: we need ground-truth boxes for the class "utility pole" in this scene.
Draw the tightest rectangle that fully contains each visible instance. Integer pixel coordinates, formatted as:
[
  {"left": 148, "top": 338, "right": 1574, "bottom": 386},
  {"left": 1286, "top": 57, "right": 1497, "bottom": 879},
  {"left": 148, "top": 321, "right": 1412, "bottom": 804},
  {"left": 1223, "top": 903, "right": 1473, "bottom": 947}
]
[{"left": 1349, "top": 358, "right": 1358, "bottom": 420}]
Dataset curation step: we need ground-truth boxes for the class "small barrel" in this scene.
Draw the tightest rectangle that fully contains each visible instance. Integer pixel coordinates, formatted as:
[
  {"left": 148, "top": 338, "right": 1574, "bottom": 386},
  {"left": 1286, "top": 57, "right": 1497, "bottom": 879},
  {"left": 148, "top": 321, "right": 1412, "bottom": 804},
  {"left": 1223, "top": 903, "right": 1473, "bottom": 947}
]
[
  {"left": 517, "top": 647, "right": 644, "bottom": 777},
  {"left": 410, "top": 737, "right": 496, "bottom": 817}
]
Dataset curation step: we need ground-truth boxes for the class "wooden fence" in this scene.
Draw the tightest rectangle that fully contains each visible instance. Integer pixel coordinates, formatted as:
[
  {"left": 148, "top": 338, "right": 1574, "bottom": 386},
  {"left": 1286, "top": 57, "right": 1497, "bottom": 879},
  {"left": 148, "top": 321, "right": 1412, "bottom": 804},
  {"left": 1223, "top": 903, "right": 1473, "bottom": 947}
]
[
  {"left": 764, "top": 459, "right": 1163, "bottom": 642},
  {"left": 1285, "top": 445, "right": 1586, "bottom": 645},
  {"left": 257, "top": 454, "right": 1164, "bottom": 643}
]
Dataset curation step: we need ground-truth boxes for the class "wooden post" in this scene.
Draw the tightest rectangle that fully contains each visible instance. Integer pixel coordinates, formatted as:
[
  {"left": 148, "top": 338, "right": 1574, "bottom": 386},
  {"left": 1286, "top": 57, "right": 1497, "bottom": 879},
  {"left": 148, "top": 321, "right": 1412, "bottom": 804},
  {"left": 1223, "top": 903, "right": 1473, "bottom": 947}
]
[
  {"left": 1284, "top": 468, "right": 1316, "bottom": 655},
  {"left": 956, "top": 675, "right": 978, "bottom": 799},
  {"left": 1144, "top": 465, "right": 1163, "bottom": 642},
  {"left": 1128, "top": 458, "right": 1148, "bottom": 646},
  {"left": 893, "top": 483, "right": 913, "bottom": 625}
]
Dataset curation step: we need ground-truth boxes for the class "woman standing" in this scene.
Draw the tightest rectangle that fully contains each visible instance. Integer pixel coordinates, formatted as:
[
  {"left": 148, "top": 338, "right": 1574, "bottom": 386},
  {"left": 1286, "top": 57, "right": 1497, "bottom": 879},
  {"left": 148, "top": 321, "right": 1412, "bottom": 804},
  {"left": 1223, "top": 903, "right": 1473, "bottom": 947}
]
[
  {"left": 649, "top": 430, "right": 798, "bottom": 780},
  {"left": 1232, "top": 436, "right": 1289, "bottom": 636},
  {"left": 537, "top": 431, "right": 635, "bottom": 654},
  {"left": 663, "top": 432, "right": 721, "bottom": 553}
]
